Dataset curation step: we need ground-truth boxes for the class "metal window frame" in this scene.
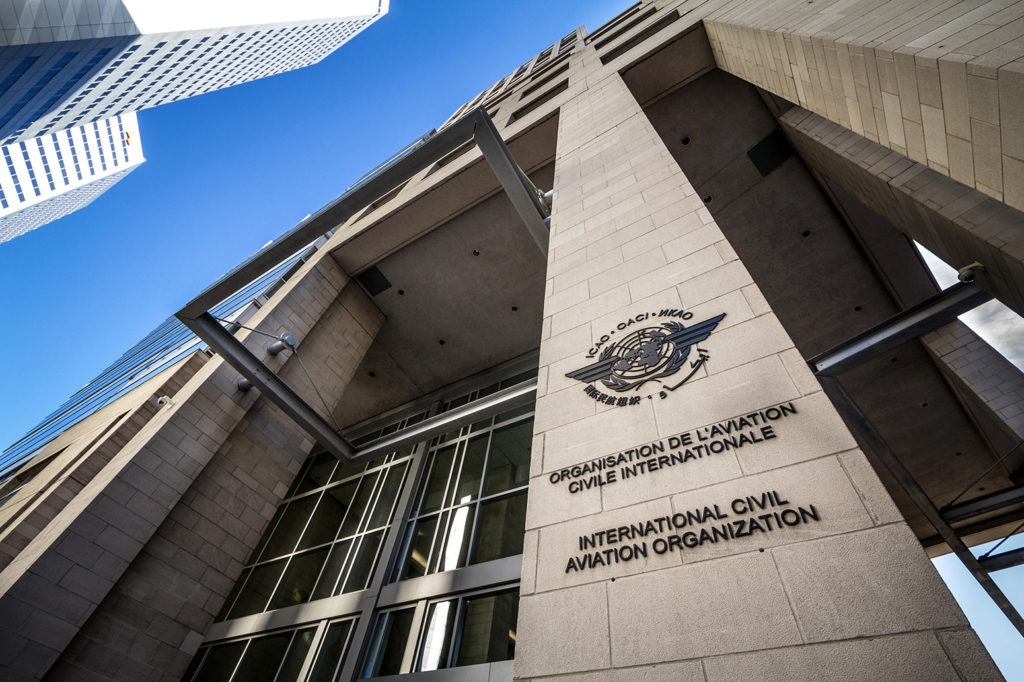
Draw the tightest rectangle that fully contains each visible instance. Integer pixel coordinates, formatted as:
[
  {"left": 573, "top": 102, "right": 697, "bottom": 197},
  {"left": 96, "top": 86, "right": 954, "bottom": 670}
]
[
  {"left": 809, "top": 281, "right": 1024, "bottom": 637},
  {"left": 174, "top": 108, "right": 549, "bottom": 464}
]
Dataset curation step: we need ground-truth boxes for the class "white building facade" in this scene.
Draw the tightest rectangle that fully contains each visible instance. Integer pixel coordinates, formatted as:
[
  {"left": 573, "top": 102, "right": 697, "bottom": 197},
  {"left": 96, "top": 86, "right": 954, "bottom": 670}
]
[
  {"left": 0, "top": 0, "right": 386, "bottom": 242},
  {"left": 0, "top": 1, "right": 387, "bottom": 144},
  {"left": 0, "top": 111, "right": 143, "bottom": 243}
]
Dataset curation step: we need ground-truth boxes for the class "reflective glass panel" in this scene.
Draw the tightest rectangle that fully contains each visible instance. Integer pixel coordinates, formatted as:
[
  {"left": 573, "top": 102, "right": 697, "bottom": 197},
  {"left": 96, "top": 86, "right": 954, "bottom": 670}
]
[
  {"left": 260, "top": 495, "right": 319, "bottom": 560},
  {"left": 229, "top": 559, "right": 285, "bottom": 619},
  {"left": 455, "top": 590, "right": 519, "bottom": 666},
  {"left": 275, "top": 627, "right": 316, "bottom": 682},
  {"left": 454, "top": 435, "right": 488, "bottom": 503},
  {"left": 191, "top": 640, "right": 245, "bottom": 682},
  {"left": 417, "top": 599, "right": 456, "bottom": 671},
  {"left": 369, "top": 608, "right": 414, "bottom": 677},
  {"left": 312, "top": 539, "right": 352, "bottom": 601},
  {"left": 472, "top": 491, "right": 527, "bottom": 564},
  {"left": 483, "top": 420, "right": 532, "bottom": 496},
  {"left": 298, "top": 481, "right": 357, "bottom": 550},
  {"left": 268, "top": 547, "right": 329, "bottom": 611},
  {"left": 420, "top": 445, "right": 455, "bottom": 514},
  {"left": 231, "top": 631, "right": 291, "bottom": 682},
  {"left": 339, "top": 471, "right": 379, "bottom": 538},
  {"left": 308, "top": 620, "right": 354, "bottom": 682}
]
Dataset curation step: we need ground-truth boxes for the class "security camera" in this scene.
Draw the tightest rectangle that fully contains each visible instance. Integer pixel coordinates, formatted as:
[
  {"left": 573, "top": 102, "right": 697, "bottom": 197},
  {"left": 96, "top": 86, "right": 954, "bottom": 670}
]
[
  {"left": 957, "top": 261, "right": 984, "bottom": 283},
  {"left": 157, "top": 395, "right": 174, "bottom": 407}
]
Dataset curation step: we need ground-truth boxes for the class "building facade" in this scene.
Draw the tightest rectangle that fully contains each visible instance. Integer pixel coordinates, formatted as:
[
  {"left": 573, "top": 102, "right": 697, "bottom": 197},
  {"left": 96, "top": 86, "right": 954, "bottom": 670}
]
[
  {"left": 2, "top": 1, "right": 1024, "bottom": 680},
  {"left": 0, "top": 0, "right": 386, "bottom": 241},
  {"left": 0, "top": 111, "right": 142, "bottom": 243}
]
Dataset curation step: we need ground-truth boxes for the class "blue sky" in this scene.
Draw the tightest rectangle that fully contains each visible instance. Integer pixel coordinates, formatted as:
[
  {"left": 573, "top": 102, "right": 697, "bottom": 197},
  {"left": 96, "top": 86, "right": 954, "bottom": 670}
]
[{"left": 0, "top": 0, "right": 1021, "bottom": 676}]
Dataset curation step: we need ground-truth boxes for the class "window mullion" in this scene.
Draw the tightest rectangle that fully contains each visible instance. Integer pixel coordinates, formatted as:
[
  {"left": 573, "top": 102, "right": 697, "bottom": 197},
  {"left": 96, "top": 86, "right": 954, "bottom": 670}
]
[{"left": 338, "top": 401, "right": 442, "bottom": 682}]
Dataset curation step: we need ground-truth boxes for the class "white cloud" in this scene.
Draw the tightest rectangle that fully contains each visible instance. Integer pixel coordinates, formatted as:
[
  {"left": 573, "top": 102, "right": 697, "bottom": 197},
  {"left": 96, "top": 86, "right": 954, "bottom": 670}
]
[{"left": 916, "top": 244, "right": 1024, "bottom": 371}]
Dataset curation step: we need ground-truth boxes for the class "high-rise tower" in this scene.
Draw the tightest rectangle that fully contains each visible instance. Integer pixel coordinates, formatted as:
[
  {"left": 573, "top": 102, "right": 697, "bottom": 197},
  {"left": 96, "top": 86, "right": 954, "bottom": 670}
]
[
  {"left": 0, "top": 112, "right": 143, "bottom": 243},
  {"left": 0, "top": 1, "right": 388, "bottom": 144}
]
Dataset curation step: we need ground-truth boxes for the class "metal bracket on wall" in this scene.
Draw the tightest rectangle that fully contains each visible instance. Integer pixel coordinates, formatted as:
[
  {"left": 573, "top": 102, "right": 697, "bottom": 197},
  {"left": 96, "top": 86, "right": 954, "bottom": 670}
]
[
  {"left": 174, "top": 109, "right": 549, "bottom": 463},
  {"left": 809, "top": 281, "right": 1024, "bottom": 638}
]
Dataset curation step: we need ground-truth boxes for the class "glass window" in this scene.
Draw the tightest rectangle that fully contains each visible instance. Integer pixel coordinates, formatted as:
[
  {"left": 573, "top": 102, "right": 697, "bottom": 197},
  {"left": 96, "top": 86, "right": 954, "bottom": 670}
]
[
  {"left": 218, "top": 451, "right": 411, "bottom": 621},
  {"left": 366, "top": 608, "right": 415, "bottom": 677},
  {"left": 366, "top": 587, "right": 521, "bottom": 676},
  {"left": 396, "top": 412, "right": 533, "bottom": 579}
]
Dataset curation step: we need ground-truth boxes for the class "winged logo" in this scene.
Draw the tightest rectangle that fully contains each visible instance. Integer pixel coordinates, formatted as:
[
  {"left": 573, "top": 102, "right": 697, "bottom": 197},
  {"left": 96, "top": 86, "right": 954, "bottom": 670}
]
[{"left": 566, "top": 313, "right": 725, "bottom": 398}]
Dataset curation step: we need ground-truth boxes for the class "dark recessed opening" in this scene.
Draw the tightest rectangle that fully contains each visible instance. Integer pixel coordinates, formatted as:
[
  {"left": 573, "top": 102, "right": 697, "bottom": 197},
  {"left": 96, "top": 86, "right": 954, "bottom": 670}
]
[
  {"left": 747, "top": 128, "right": 794, "bottom": 177},
  {"left": 511, "top": 305, "right": 519, "bottom": 311},
  {"left": 681, "top": 136, "right": 690, "bottom": 145},
  {"left": 472, "top": 249, "right": 480, "bottom": 256},
  {"left": 438, "top": 339, "right": 446, "bottom": 345},
  {"left": 398, "top": 289, "right": 405, "bottom": 296},
  {"left": 703, "top": 195, "right": 712, "bottom": 204},
  {"left": 854, "top": 305, "right": 862, "bottom": 311},
  {"left": 368, "top": 371, "right": 376, "bottom": 378},
  {"left": 356, "top": 265, "right": 392, "bottom": 296},
  {"left": 801, "top": 230, "right": 810, "bottom": 237}
]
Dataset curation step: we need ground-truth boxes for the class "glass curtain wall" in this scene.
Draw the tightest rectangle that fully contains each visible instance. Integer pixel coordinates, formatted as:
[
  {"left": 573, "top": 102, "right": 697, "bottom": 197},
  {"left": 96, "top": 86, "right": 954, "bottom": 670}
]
[{"left": 184, "top": 363, "right": 536, "bottom": 682}]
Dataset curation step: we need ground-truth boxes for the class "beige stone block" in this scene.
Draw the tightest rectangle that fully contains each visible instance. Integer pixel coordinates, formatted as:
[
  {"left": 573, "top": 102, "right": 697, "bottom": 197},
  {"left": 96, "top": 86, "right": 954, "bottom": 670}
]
[
  {"left": 779, "top": 347, "right": 821, "bottom": 396},
  {"left": 607, "top": 553, "right": 801, "bottom": 665},
  {"left": 550, "top": 285, "right": 631, "bottom": 337},
  {"left": 533, "top": 384, "right": 597, "bottom": 433},
  {"left": 741, "top": 284, "right": 771, "bottom": 316},
  {"left": 543, "top": 399, "right": 660, "bottom": 473},
  {"left": 972, "top": 118, "right": 1003, "bottom": 192},
  {"left": 679, "top": 454, "right": 871, "bottom": 556},
  {"left": 999, "top": 60, "right": 1024, "bottom": 160},
  {"left": 515, "top": 583, "right": 610, "bottom": 678},
  {"left": 524, "top": 465, "right": 603, "bottom": 531},
  {"left": 587, "top": 288, "right": 684, "bottom": 343},
  {"left": 938, "top": 57, "right": 970, "bottom": 139},
  {"left": 531, "top": 661, "right": 705, "bottom": 682},
  {"left": 597, "top": 427, "right": 742, "bottom": 512},
  {"left": 520, "top": 529, "right": 538, "bottom": 595},
  {"left": 733, "top": 392, "right": 858, "bottom": 474},
  {"left": 590, "top": 248, "right": 668, "bottom": 297},
  {"left": 836, "top": 450, "right": 904, "bottom": 525},
  {"left": 539, "top": 322, "right": 592, "bottom": 366},
  {"left": 702, "top": 313, "right": 795, "bottom": 374},
  {"left": 676, "top": 261, "right": 754, "bottom": 308},
  {"left": 628, "top": 244, "right": 725, "bottom": 302},
  {"left": 531, "top": 432, "right": 544, "bottom": 477},
  {"left": 545, "top": 280, "right": 590, "bottom": 316},
  {"left": 937, "top": 628, "right": 1004, "bottom": 681},
  {"left": 881, "top": 91, "right": 906, "bottom": 147},
  {"left": 704, "top": 632, "right": 961, "bottom": 682},
  {"left": 904, "top": 118, "right": 928, "bottom": 163},
  {"left": 947, "top": 134, "right": 976, "bottom": 185},
  {"left": 552, "top": 248, "right": 624, "bottom": 294},
  {"left": 894, "top": 51, "right": 922, "bottom": 123},
  {"left": 662, "top": 224, "right": 725, "bottom": 263},
  {"left": 921, "top": 104, "right": 950, "bottom": 168},
  {"left": 1004, "top": 153, "right": 1024, "bottom": 210},
  {"left": 533, "top": 498, "right": 680, "bottom": 592},
  {"left": 967, "top": 72, "right": 999, "bottom": 124},
  {"left": 652, "top": 356, "right": 800, "bottom": 439},
  {"left": 772, "top": 524, "right": 967, "bottom": 642}
]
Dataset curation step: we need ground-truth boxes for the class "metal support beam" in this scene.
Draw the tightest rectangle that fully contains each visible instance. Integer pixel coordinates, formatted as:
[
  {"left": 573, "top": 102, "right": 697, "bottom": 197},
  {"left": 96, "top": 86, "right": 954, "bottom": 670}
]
[
  {"left": 817, "top": 375, "right": 1024, "bottom": 638},
  {"left": 353, "top": 379, "right": 537, "bottom": 460},
  {"left": 474, "top": 113, "right": 550, "bottom": 255},
  {"left": 809, "top": 282, "right": 992, "bottom": 376},
  {"left": 942, "top": 485, "right": 1024, "bottom": 524},
  {"left": 181, "top": 313, "right": 356, "bottom": 461},
  {"left": 175, "top": 109, "right": 549, "bottom": 464},
  {"left": 979, "top": 547, "right": 1024, "bottom": 573}
]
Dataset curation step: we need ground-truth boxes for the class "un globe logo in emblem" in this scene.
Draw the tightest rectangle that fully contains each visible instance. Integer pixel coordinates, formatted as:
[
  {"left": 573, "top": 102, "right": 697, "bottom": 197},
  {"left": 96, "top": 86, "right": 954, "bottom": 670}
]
[{"left": 566, "top": 310, "right": 726, "bottom": 405}]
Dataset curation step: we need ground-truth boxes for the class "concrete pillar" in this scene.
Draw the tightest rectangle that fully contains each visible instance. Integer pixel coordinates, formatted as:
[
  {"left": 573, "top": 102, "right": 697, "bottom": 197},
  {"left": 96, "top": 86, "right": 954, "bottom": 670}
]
[
  {"left": 0, "top": 253, "right": 384, "bottom": 681},
  {"left": 515, "top": 45, "right": 998, "bottom": 680}
]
